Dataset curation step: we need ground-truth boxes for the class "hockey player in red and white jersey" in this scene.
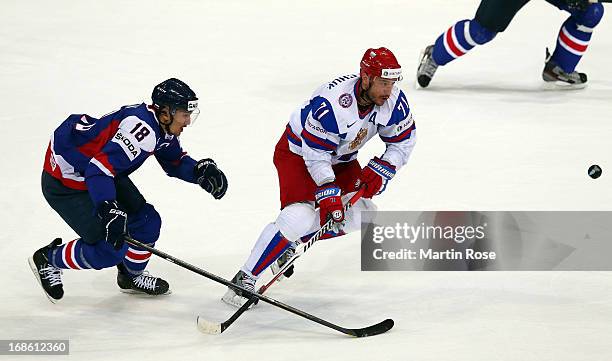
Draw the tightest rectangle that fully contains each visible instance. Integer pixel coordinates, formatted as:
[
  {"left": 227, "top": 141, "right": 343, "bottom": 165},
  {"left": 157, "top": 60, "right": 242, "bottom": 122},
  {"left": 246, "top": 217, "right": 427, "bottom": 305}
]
[{"left": 222, "top": 47, "right": 417, "bottom": 307}]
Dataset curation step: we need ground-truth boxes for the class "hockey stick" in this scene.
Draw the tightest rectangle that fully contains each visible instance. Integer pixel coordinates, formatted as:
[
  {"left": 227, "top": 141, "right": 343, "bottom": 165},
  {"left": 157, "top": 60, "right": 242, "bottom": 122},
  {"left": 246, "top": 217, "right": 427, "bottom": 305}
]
[
  {"left": 124, "top": 228, "right": 393, "bottom": 338},
  {"left": 197, "top": 187, "right": 366, "bottom": 335}
]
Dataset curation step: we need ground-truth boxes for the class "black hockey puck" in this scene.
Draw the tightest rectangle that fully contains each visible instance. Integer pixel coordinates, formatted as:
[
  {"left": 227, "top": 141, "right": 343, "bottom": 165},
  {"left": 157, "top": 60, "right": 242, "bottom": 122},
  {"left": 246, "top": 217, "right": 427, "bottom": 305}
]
[{"left": 588, "top": 165, "right": 602, "bottom": 179}]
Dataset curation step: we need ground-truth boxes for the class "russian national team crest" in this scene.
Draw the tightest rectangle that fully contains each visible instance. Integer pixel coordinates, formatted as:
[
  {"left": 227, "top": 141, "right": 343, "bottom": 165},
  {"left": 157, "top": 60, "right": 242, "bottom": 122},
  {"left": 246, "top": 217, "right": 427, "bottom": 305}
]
[
  {"left": 339, "top": 93, "right": 353, "bottom": 108},
  {"left": 349, "top": 128, "right": 368, "bottom": 150}
]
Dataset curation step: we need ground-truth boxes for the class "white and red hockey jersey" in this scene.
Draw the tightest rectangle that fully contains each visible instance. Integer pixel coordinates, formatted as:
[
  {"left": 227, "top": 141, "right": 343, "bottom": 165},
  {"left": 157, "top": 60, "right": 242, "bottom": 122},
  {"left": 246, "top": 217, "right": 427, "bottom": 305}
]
[{"left": 283, "top": 74, "right": 416, "bottom": 185}]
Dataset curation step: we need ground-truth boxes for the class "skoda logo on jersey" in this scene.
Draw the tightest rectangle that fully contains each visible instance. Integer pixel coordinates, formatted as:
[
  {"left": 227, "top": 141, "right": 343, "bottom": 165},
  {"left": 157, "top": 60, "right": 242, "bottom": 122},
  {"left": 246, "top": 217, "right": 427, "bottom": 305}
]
[
  {"left": 332, "top": 210, "right": 342, "bottom": 220},
  {"left": 338, "top": 93, "right": 353, "bottom": 108},
  {"left": 113, "top": 132, "right": 141, "bottom": 160},
  {"left": 187, "top": 100, "right": 198, "bottom": 112}
]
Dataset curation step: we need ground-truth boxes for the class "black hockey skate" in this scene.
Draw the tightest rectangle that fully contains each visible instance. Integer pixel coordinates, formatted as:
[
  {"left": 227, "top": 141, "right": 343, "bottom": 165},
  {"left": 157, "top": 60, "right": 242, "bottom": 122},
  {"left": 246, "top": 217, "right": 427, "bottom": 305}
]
[
  {"left": 270, "top": 242, "right": 296, "bottom": 281},
  {"left": 221, "top": 270, "right": 257, "bottom": 308},
  {"left": 416, "top": 45, "right": 439, "bottom": 88},
  {"left": 28, "top": 238, "right": 64, "bottom": 303},
  {"left": 542, "top": 48, "right": 587, "bottom": 88},
  {"left": 116, "top": 263, "right": 170, "bottom": 296}
]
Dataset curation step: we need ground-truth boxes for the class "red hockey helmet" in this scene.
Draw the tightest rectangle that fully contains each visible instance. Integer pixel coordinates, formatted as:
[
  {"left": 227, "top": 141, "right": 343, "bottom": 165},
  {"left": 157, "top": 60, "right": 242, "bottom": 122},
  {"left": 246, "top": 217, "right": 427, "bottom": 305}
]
[{"left": 360, "top": 47, "right": 402, "bottom": 80}]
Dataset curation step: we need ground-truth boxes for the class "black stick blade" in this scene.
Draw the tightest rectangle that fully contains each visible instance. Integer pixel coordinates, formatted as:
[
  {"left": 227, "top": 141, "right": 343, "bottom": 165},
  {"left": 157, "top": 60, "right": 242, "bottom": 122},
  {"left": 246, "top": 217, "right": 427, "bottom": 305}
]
[{"left": 346, "top": 318, "right": 394, "bottom": 337}]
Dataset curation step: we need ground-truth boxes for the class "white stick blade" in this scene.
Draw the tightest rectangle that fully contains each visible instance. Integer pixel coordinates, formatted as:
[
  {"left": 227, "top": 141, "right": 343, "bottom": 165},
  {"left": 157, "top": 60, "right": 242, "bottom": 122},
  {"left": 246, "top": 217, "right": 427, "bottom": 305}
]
[{"left": 196, "top": 316, "right": 222, "bottom": 335}]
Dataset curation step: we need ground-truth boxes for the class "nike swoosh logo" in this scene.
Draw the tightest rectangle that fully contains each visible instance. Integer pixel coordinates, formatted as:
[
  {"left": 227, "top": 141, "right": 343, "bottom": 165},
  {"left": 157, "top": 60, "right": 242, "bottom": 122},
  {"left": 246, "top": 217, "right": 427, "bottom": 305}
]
[{"left": 347, "top": 120, "right": 358, "bottom": 128}]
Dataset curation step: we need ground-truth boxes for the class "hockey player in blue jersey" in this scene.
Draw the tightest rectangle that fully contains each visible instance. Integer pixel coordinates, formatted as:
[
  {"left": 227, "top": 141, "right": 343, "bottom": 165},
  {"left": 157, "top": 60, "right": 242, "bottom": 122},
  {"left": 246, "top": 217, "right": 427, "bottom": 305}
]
[
  {"left": 222, "top": 48, "right": 417, "bottom": 307},
  {"left": 416, "top": 0, "right": 604, "bottom": 88},
  {"left": 29, "top": 78, "right": 228, "bottom": 303}
]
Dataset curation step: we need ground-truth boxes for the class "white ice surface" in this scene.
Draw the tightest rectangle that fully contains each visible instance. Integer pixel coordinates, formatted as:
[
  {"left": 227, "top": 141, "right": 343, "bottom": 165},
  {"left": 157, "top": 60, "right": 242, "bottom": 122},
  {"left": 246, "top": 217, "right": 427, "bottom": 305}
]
[{"left": 1, "top": 1, "right": 611, "bottom": 360}]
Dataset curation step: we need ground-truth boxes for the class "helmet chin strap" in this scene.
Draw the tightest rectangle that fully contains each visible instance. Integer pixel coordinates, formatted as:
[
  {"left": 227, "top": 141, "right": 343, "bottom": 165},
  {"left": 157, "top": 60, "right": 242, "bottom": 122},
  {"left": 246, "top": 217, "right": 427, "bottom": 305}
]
[{"left": 159, "top": 108, "right": 176, "bottom": 134}]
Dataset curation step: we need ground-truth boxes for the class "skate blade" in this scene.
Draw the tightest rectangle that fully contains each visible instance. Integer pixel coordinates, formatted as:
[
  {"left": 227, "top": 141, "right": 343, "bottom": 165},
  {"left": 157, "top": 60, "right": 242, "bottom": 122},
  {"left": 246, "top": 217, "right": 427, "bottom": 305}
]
[
  {"left": 541, "top": 80, "right": 587, "bottom": 90},
  {"left": 221, "top": 290, "right": 253, "bottom": 309},
  {"left": 119, "top": 288, "right": 172, "bottom": 296},
  {"left": 28, "top": 257, "right": 59, "bottom": 304},
  {"left": 269, "top": 264, "right": 285, "bottom": 282},
  {"left": 414, "top": 49, "right": 426, "bottom": 90}
]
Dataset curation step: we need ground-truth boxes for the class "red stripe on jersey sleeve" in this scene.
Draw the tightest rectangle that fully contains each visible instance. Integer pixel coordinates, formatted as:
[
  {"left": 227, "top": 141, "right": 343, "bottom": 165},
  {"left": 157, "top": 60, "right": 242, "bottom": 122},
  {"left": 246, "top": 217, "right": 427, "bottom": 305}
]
[
  {"left": 94, "top": 151, "right": 116, "bottom": 175},
  {"left": 78, "top": 120, "right": 121, "bottom": 158}
]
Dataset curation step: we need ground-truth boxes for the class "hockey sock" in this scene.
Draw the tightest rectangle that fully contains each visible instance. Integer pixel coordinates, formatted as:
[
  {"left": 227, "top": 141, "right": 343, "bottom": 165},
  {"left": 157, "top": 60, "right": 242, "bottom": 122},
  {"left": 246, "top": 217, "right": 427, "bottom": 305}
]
[
  {"left": 432, "top": 19, "right": 496, "bottom": 66},
  {"left": 551, "top": 3, "right": 604, "bottom": 73},
  {"left": 120, "top": 203, "right": 160, "bottom": 277},
  {"left": 48, "top": 238, "right": 126, "bottom": 270},
  {"left": 121, "top": 243, "right": 153, "bottom": 276},
  {"left": 243, "top": 223, "right": 291, "bottom": 277},
  {"left": 48, "top": 238, "right": 91, "bottom": 270}
]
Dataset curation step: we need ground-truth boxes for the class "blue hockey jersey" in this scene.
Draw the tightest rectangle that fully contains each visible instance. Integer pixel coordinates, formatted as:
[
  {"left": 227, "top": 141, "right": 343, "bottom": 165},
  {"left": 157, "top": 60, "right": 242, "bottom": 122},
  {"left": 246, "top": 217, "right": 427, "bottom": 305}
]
[{"left": 43, "top": 103, "right": 197, "bottom": 206}]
